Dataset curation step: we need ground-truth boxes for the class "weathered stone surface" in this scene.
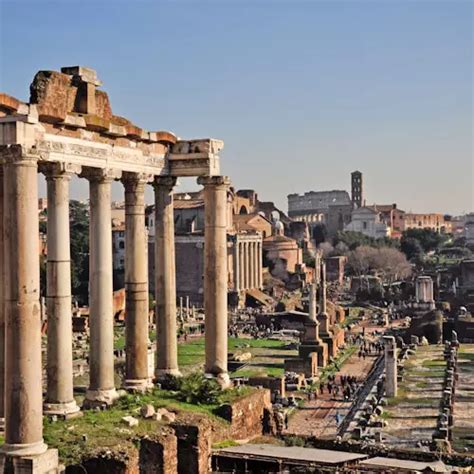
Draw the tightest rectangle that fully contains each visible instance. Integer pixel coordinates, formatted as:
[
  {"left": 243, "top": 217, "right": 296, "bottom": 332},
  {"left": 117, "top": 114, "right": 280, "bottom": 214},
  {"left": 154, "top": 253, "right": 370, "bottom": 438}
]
[
  {"left": 30, "top": 70, "right": 75, "bottom": 122},
  {"left": 82, "top": 447, "right": 139, "bottom": 474},
  {"left": 151, "top": 131, "right": 178, "bottom": 145},
  {"left": 139, "top": 429, "right": 178, "bottom": 474},
  {"left": 122, "top": 415, "right": 139, "bottom": 427},
  {"left": 84, "top": 114, "right": 110, "bottom": 132},
  {"left": 140, "top": 404, "right": 155, "bottom": 419},
  {"left": 0, "top": 93, "right": 20, "bottom": 113},
  {"left": 95, "top": 90, "right": 112, "bottom": 120},
  {"left": 126, "top": 124, "right": 143, "bottom": 139},
  {"left": 214, "top": 389, "right": 272, "bottom": 440},
  {"left": 172, "top": 421, "right": 212, "bottom": 474}
]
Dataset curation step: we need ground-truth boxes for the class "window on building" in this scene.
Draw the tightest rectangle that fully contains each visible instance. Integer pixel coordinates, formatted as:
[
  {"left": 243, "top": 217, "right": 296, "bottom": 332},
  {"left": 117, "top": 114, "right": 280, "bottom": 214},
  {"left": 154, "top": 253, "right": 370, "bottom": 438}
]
[{"left": 119, "top": 241, "right": 125, "bottom": 249}]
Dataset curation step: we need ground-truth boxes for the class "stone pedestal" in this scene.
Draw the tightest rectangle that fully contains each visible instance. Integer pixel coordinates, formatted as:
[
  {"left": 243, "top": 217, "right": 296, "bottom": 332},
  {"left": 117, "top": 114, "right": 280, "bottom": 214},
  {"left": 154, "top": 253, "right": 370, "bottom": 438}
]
[
  {"left": 83, "top": 168, "right": 120, "bottom": 407},
  {"left": 153, "top": 177, "right": 180, "bottom": 379},
  {"left": 384, "top": 335, "right": 398, "bottom": 397},
  {"left": 2, "top": 149, "right": 47, "bottom": 455},
  {"left": 42, "top": 163, "right": 80, "bottom": 417},
  {"left": 0, "top": 448, "right": 61, "bottom": 474},
  {"left": 123, "top": 173, "right": 152, "bottom": 391},
  {"left": 198, "top": 176, "right": 231, "bottom": 387}
]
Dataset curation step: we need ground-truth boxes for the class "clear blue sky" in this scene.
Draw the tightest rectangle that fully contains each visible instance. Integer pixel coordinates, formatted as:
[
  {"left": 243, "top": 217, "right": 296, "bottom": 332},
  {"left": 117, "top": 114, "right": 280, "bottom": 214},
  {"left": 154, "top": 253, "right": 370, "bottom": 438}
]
[{"left": 1, "top": 0, "right": 472, "bottom": 215}]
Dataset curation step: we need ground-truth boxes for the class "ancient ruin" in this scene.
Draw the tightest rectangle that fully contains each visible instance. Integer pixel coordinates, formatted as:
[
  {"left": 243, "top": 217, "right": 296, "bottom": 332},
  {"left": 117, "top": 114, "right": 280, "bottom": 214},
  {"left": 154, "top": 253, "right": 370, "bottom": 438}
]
[{"left": 0, "top": 66, "right": 230, "bottom": 469}]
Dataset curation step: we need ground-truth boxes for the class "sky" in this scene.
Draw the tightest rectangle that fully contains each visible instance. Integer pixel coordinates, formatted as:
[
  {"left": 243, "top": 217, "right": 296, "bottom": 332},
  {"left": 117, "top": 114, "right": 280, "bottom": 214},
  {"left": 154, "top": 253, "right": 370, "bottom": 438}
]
[{"left": 0, "top": 0, "right": 472, "bottom": 215}]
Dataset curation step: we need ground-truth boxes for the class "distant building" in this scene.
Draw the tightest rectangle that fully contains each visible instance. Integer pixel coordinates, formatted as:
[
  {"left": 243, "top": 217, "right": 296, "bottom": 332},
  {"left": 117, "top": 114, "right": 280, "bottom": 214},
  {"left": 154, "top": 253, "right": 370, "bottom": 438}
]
[
  {"left": 404, "top": 213, "right": 452, "bottom": 233},
  {"left": 344, "top": 207, "right": 390, "bottom": 239},
  {"left": 112, "top": 224, "right": 125, "bottom": 271},
  {"left": 370, "top": 204, "right": 405, "bottom": 238},
  {"left": 288, "top": 190, "right": 353, "bottom": 236},
  {"left": 146, "top": 188, "right": 264, "bottom": 306},
  {"left": 263, "top": 221, "right": 303, "bottom": 276},
  {"left": 351, "top": 170, "right": 363, "bottom": 209},
  {"left": 465, "top": 213, "right": 474, "bottom": 245}
]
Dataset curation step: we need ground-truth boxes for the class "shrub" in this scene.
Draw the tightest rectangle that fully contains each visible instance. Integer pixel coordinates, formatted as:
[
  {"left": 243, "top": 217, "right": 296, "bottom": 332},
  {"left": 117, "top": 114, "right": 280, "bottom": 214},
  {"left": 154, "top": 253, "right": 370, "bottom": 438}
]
[{"left": 175, "top": 372, "right": 222, "bottom": 405}]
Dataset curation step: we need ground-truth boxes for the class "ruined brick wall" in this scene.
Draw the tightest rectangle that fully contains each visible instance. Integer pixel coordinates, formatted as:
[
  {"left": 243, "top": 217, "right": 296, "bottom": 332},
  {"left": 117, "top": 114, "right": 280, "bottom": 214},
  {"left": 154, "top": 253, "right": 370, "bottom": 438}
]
[
  {"left": 172, "top": 420, "right": 212, "bottom": 474},
  {"left": 81, "top": 448, "right": 139, "bottom": 474},
  {"left": 214, "top": 389, "right": 272, "bottom": 440},
  {"left": 139, "top": 428, "right": 178, "bottom": 474}
]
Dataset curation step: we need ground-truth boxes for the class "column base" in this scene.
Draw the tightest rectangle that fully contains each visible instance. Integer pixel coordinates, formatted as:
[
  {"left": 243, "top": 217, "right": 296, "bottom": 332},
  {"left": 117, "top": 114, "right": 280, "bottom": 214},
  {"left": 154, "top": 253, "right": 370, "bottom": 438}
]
[
  {"left": 0, "top": 448, "right": 62, "bottom": 474},
  {"left": 154, "top": 368, "right": 182, "bottom": 382},
  {"left": 123, "top": 378, "right": 154, "bottom": 393},
  {"left": 83, "top": 388, "right": 119, "bottom": 409},
  {"left": 205, "top": 372, "right": 232, "bottom": 389},
  {"left": 43, "top": 400, "right": 81, "bottom": 419},
  {"left": 1, "top": 440, "right": 48, "bottom": 457}
]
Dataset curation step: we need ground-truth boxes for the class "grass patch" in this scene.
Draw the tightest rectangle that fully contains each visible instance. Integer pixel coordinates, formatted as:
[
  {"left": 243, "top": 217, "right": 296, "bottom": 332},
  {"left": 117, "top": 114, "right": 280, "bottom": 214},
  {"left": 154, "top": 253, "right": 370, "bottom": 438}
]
[
  {"left": 421, "top": 359, "right": 445, "bottom": 368},
  {"left": 379, "top": 410, "right": 392, "bottom": 420},
  {"left": 213, "top": 439, "right": 239, "bottom": 449},
  {"left": 44, "top": 386, "right": 253, "bottom": 466}
]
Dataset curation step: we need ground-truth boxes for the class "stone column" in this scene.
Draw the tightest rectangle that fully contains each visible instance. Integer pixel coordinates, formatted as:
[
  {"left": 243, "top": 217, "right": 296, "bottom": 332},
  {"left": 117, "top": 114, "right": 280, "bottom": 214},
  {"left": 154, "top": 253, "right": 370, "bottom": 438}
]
[
  {"left": 318, "top": 261, "right": 329, "bottom": 333},
  {"left": 198, "top": 176, "right": 231, "bottom": 387},
  {"left": 153, "top": 177, "right": 180, "bottom": 379},
  {"left": 234, "top": 239, "right": 240, "bottom": 292},
  {"left": 257, "top": 241, "right": 263, "bottom": 289},
  {"left": 249, "top": 242, "right": 255, "bottom": 289},
  {"left": 83, "top": 168, "right": 120, "bottom": 406},
  {"left": 0, "top": 166, "right": 4, "bottom": 430},
  {"left": 239, "top": 242, "right": 245, "bottom": 290},
  {"left": 308, "top": 283, "right": 317, "bottom": 322},
  {"left": 2, "top": 148, "right": 47, "bottom": 456},
  {"left": 384, "top": 335, "right": 398, "bottom": 397},
  {"left": 123, "top": 173, "right": 152, "bottom": 392},
  {"left": 42, "top": 162, "right": 81, "bottom": 416}
]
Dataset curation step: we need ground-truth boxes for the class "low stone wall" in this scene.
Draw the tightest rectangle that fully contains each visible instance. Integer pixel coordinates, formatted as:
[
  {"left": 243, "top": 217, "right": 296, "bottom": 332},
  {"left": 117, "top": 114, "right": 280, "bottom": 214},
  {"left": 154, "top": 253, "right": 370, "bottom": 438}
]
[
  {"left": 247, "top": 376, "right": 285, "bottom": 397},
  {"left": 71, "top": 389, "right": 272, "bottom": 474},
  {"left": 214, "top": 389, "right": 272, "bottom": 440}
]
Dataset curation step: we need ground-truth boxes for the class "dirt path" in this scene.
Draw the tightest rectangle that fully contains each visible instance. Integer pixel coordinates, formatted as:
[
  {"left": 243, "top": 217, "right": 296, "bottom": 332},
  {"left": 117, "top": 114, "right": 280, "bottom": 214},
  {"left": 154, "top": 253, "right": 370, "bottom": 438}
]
[{"left": 286, "top": 352, "right": 377, "bottom": 438}]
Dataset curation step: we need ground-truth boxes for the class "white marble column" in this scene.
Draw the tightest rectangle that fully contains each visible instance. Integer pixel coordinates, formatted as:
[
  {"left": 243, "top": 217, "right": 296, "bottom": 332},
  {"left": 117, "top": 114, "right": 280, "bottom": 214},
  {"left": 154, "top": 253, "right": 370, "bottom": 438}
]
[
  {"left": 42, "top": 162, "right": 80, "bottom": 416},
  {"left": 198, "top": 176, "right": 230, "bottom": 387},
  {"left": 2, "top": 148, "right": 47, "bottom": 456},
  {"left": 243, "top": 242, "right": 249, "bottom": 290},
  {"left": 234, "top": 239, "right": 240, "bottom": 292},
  {"left": 250, "top": 242, "right": 256, "bottom": 289},
  {"left": 153, "top": 177, "right": 180, "bottom": 379},
  {"left": 258, "top": 241, "right": 263, "bottom": 289},
  {"left": 123, "top": 173, "right": 152, "bottom": 391},
  {"left": 83, "top": 168, "right": 120, "bottom": 407},
  {"left": 239, "top": 242, "right": 245, "bottom": 290}
]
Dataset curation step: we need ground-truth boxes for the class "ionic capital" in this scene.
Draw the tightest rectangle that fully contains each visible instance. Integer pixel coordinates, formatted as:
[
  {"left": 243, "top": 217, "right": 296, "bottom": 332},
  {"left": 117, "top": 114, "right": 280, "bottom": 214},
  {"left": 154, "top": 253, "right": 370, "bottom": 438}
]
[
  {"left": 152, "top": 176, "right": 177, "bottom": 190},
  {"left": 0, "top": 144, "right": 38, "bottom": 167},
  {"left": 197, "top": 175, "right": 231, "bottom": 189},
  {"left": 80, "top": 166, "right": 122, "bottom": 183},
  {"left": 39, "top": 161, "right": 82, "bottom": 180},
  {"left": 122, "top": 172, "right": 153, "bottom": 192}
]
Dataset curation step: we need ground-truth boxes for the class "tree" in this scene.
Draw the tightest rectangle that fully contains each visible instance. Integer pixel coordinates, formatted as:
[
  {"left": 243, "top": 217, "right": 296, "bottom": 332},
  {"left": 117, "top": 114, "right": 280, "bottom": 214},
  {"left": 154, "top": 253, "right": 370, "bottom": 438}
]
[
  {"left": 347, "top": 245, "right": 411, "bottom": 282},
  {"left": 400, "top": 236, "right": 424, "bottom": 261},
  {"left": 402, "top": 228, "right": 447, "bottom": 253},
  {"left": 69, "top": 200, "right": 90, "bottom": 305}
]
